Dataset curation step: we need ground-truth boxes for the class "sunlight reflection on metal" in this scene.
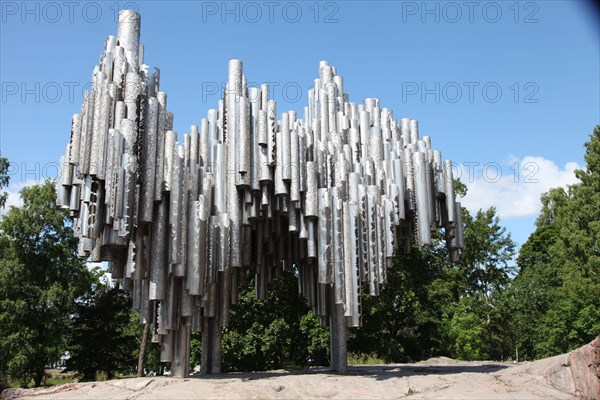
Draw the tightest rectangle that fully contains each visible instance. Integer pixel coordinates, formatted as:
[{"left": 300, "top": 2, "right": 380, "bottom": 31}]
[{"left": 57, "top": 10, "right": 463, "bottom": 378}]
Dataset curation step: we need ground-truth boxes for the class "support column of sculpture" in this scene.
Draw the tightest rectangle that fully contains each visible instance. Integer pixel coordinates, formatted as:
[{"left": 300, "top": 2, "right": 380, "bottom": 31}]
[
  {"left": 330, "top": 298, "right": 348, "bottom": 373},
  {"left": 200, "top": 314, "right": 222, "bottom": 374},
  {"left": 200, "top": 268, "right": 223, "bottom": 374}
]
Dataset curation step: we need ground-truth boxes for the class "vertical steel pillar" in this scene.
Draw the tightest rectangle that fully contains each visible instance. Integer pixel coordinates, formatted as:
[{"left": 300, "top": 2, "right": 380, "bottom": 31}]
[{"left": 330, "top": 290, "right": 348, "bottom": 373}]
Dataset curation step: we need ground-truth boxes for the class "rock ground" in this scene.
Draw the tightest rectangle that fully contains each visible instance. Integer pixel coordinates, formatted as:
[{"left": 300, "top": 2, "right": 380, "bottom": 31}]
[{"left": 3, "top": 337, "right": 598, "bottom": 400}]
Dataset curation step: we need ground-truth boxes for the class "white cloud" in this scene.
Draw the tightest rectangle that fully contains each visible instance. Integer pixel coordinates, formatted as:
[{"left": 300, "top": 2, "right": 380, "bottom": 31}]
[
  {"left": 459, "top": 156, "right": 580, "bottom": 218},
  {"left": 0, "top": 179, "right": 40, "bottom": 217}
]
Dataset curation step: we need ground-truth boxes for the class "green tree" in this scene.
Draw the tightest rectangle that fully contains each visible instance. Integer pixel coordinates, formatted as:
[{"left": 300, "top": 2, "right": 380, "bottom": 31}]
[
  {"left": 350, "top": 180, "right": 516, "bottom": 362},
  {"left": 448, "top": 207, "right": 516, "bottom": 360},
  {"left": 511, "top": 126, "right": 600, "bottom": 359},
  {"left": 190, "top": 333, "right": 202, "bottom": 371},
  {"left": 448, "top": 295, "right": 487, "bottom": 360},
  {"left": 349, "top": 236, "right": 461, "bottom": 363},
  {"left": 0, "top": 156, "right": 8, "bottom": 388},
  {"left": 508, "top": 217, "right": 561, "bottom": 360},
  {"left": 455, "top": 181, "right": 518, "bottom": 360},
  {"left": 67, "top": 284, "right": 138, "bottom": 381},
  {"left": 221, "top": 270, "right": 329, "bottom": 372},
  {"left": 0, "top": 157, "right": 8, "bottom": 208},
  {"left": 458, "top": 208, "right": 516, "bottom": 295},
  {"left": 0, "top": 181, "right": 95, "bottom": 387},
  {"left": 122, "top": 307, "right": 165, "bottom": 376}
]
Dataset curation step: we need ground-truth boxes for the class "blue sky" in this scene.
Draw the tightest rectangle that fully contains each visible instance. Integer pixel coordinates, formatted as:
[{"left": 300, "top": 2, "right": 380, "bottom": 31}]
[{"left": 1, "top": 0, "right": 598, "bottom": 250}]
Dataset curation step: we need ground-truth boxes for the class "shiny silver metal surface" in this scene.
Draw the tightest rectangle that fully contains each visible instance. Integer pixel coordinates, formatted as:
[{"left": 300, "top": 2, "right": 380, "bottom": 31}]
[{"left": 59, "top": 10, "right": 463, "bottom": 379}]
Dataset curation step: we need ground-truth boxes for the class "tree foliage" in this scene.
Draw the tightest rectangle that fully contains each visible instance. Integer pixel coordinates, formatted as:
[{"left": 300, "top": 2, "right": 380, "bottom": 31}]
[
  {"left": 510, "top": 125, "right": 600, "bottom": 360},
  {"left": 67, "top": 285, "right": 138, "bottom": 381},
  {"left": 350, "top": 201, "right": 516, "bottom": 362},
  {"left": 0, "top": 157, "right": 8, "bottom": 208},
  {"left": 1, "top": 127, "right": 597, "bottom": 382},
  {"left": 221, "top": 271, "right": 329, "bottom": 372},
  {"left": 350, "top": 246, "right": 448, "bottom": 362},
  {"left": 0, "top": 181, "right": 95, "bottom": 387}
]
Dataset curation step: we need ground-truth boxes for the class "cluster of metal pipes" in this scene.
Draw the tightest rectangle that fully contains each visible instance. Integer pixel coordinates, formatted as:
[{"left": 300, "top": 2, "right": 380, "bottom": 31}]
[{"left": 57, "top": 10, "right": 463, "bottom": 377}]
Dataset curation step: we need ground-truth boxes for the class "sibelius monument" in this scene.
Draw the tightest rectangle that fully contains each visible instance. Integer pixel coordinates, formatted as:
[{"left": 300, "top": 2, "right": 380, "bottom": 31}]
[{"left": 57, "top": 10, "right": 464, "bottom": 377}]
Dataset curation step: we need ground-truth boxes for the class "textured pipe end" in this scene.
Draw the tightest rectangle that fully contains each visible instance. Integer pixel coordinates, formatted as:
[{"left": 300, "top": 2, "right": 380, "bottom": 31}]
[
  {"left": 117, "top": 10, "right": 140, "bottom": 69},
  {"left": 228, "top": 59, "right": 243, "bottom": 95}
]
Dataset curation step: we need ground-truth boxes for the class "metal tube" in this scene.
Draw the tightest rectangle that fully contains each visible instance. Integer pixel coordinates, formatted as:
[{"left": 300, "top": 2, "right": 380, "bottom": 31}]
[
  {"left": 69, "top": 113, "right": 82, "bottom": 165},
  {"left": 187, "top": 199, "right": 203, "bottom": 296},
  {"left": 413, "top": 151, "right": 432, "bottom": 245},
  {"left": 445, "top": 160, "right": 456, "bottom": 224},
  {"left": 331, "top": 190, "right": 344, "bottom": 304},
  {"left": 169, "top": 146, "right": 184, "bottom": 267},
  {"left": 154, "top": 92, "right": 167, "bottom": 200},
  {"left": 274, "top": 123, "right": 287, "bottom": 196},
  {"left": 140, "top": 97, "right": 158, "bottom": 223},
  {"left": 238, "top": 97, "right": 251, "bottom": 177},
  {"left": 305, "top": 161, "right": 318, "bottom": 218},
  {"left": 366, "top": 189, "right": 379, "bottom": 296},
  {"left": 317, "top": 188, "right": 331, "bottom": 284},
  {"left": 149, "top": 194, "right": 167, "bottom": 300},
  {"left": 117, "top": 10, "right": 141, "bottom": 71},
  {"left": 290, "top": 126, "right": 300, "bottom": 202},
  {"left": 281, "top": 113, "right": 291, "bottom": 181}
]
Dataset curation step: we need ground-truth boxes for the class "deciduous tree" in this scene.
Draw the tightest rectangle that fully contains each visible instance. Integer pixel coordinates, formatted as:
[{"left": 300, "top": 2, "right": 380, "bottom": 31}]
[
  {"left": 510, "top": 126, "right": 600, "bottom": 359},
  {"left": 0, "top": 181, "right": 94, "bottom": 387}
]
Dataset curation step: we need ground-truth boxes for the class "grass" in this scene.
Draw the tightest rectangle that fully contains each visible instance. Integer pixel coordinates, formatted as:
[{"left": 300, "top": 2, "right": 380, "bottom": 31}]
[
  {"left": 282, "top": 361, "right": 308, "bottom": 371},
  {"left": 42, "top": 375, "right": 75, "bottom": 386},
  {"left": 5, "top": 369, "right": 77, "bottom": 389},
  {"left": 4, "top": 369, "right": 139, "bottom": 389},
  {"left": 347, "top": 352, "right": 387, "bottom": 365}
]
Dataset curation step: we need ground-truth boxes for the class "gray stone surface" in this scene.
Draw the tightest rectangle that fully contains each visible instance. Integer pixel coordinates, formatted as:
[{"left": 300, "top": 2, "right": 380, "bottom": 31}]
[{"left": 5, "top": 337, "right": 599, "bottom": 400}]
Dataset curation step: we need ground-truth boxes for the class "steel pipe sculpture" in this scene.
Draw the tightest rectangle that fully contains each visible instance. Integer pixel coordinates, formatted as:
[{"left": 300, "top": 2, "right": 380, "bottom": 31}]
[{"left": 57, "top": 10, "right": 464, "bottom": 377}]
